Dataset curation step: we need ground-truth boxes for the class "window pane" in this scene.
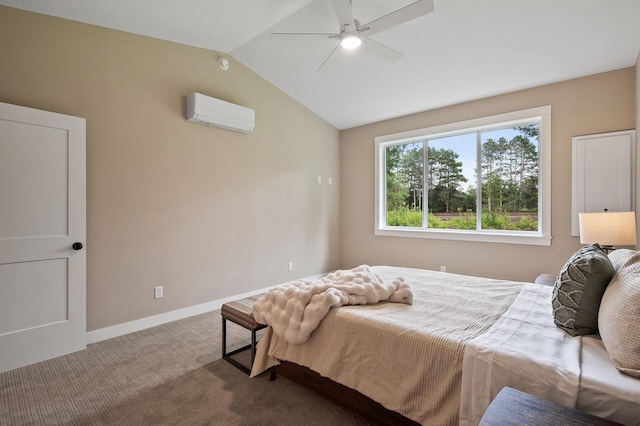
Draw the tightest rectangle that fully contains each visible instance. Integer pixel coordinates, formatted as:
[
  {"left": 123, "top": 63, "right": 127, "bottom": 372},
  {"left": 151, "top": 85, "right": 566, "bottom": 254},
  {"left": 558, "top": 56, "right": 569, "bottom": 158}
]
[
  {"left": 427, "top": 133, "right": 476, "bottom": 229},
  {"left": 385, "top": 142, "right": 423, "bottom": 227},
  {"left": 480, "top": 125, "right": 539, "bottom": 231}
]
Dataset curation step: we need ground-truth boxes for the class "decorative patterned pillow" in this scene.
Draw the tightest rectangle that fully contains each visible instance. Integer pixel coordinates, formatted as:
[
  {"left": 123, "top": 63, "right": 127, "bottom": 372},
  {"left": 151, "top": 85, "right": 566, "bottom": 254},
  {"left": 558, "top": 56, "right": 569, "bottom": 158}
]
[
  {"left": 552, "top": 244, "right": 615, "bottom": 336},
  {"left": 599, "top": 251, "right": 640, "bottom": 378}
]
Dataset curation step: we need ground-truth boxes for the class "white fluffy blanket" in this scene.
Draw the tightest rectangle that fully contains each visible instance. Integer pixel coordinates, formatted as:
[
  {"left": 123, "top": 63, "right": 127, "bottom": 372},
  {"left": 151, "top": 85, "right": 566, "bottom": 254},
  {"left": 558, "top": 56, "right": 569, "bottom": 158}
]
[{"left": 252, "top": 265, "right": 414, "bottom": 344}]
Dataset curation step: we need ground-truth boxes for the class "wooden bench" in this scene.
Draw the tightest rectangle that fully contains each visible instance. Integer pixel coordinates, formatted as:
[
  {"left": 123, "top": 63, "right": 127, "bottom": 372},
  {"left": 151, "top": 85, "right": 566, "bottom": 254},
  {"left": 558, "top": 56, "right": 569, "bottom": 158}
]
[{"left": 221, "top": 294, "right": 266, "bottom": 375}]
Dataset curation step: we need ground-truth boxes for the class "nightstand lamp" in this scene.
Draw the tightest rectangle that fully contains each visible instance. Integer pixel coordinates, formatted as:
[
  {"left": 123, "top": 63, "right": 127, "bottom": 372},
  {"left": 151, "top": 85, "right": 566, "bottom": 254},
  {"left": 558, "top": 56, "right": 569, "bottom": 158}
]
[{"left": 579, "top": 210, "right": 637, "bottom": 253}]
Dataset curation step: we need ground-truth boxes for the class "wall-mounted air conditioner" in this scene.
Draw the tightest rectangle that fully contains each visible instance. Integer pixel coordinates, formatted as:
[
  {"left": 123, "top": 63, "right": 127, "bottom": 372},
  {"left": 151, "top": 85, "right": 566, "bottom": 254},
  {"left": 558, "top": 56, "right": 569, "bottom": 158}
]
[{"left": 186, "top": 92, "right": 255, "bottom": 133}]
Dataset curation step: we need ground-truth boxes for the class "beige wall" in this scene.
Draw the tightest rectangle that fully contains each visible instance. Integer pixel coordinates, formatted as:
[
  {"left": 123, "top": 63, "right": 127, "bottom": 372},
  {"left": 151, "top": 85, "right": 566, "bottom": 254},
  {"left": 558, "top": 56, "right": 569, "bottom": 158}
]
[
  {"left": 1, "top": 5, "right": 637, "bottom": 333},
  {"left": 0, "top": 6, "right": 341, "bottom": 331},
  {"left": 340, "top": 68, "right": 636, "bottom": 282}
]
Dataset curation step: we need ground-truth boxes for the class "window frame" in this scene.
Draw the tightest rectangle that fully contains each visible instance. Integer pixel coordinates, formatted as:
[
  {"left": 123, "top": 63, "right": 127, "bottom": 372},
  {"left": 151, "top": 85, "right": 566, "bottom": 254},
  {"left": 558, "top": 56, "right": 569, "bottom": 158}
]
[{"left": 374, "top": 106, "right": 551, "bottom": 246}]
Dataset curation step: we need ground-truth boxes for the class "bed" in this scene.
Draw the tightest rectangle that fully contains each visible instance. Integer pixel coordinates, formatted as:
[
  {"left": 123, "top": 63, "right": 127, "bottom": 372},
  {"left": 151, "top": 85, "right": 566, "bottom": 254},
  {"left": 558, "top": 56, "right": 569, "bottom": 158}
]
[{"left": 250, "top": 248, "right": 640, "bottom": 426}]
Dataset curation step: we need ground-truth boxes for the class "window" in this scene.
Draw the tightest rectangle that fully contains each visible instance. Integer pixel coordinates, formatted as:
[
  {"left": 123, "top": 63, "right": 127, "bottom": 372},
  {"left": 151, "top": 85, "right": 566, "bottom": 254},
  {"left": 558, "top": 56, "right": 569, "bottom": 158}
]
[{"left": 375, "top": 106, "right": 551, "bottom": 245}]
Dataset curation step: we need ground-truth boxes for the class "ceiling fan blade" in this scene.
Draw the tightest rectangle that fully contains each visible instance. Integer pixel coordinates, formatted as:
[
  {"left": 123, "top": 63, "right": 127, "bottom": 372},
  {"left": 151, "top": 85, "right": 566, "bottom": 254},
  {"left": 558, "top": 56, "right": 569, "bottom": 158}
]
[
  {"left": 358, "top": 0, "right": 434, "bottom": 37},
  {"left": 360, "top": 37, "right": 403, "bottom": 63},
  {"left": 317, "top": 43, "right": 341, "bottom": 72},
  {"left": 271, "top": 32, "right": 338, "bottom": 40},
  {"left": 331, "top": 0, "right": 356, "bottom": 31}
]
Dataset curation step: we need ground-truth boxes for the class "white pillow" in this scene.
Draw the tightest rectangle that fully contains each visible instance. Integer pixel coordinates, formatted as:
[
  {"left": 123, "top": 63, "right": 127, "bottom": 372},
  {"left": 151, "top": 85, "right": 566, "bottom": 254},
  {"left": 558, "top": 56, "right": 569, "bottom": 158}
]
[
  {"left": 598, "top": 251, "right": 640, "bottom": 378},
  {"left": 607, "top": 248, "right": 638, "bottom": 271}
]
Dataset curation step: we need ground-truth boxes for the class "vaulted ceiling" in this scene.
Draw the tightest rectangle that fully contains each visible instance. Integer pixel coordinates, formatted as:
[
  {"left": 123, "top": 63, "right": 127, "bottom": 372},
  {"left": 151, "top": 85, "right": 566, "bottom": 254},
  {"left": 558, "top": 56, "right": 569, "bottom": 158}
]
[{"left": 2, "top": 0, "right": 640, "bottom": 129}]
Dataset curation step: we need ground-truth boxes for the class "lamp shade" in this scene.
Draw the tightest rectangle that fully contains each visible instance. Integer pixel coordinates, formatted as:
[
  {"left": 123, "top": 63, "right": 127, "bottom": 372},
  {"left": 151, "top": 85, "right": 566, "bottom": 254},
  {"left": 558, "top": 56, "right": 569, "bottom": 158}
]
[{"left": 579, "top": 211, "right": 637, "bottom": 246}]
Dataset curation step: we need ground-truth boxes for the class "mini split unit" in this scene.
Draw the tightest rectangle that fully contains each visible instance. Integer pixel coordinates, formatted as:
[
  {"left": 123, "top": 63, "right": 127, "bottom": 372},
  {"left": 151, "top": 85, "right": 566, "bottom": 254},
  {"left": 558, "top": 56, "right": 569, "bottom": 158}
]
[{"left": 186, "top": 92, "right": 255, "bottom": 133}]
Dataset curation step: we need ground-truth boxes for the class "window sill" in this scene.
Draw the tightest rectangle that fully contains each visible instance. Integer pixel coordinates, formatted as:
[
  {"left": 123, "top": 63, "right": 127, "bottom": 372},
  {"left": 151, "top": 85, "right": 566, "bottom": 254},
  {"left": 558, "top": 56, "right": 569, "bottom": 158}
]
[{"left": 374, "top": 227, "right": 552, "bottom": 246}]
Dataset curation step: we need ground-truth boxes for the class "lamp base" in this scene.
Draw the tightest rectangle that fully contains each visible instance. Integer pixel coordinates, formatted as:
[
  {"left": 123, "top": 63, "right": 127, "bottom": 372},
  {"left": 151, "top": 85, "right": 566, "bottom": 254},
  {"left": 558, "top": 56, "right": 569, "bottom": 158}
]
[{"left": 601, "top": 245, "right": 615, "bottom": 254}]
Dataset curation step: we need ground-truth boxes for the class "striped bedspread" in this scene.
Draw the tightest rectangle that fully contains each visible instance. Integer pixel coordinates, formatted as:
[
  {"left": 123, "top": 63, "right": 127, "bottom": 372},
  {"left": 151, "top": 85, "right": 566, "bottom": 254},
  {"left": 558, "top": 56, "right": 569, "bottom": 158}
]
[{"left": 251, "top": 266, "right": 524, "bottom": 425}]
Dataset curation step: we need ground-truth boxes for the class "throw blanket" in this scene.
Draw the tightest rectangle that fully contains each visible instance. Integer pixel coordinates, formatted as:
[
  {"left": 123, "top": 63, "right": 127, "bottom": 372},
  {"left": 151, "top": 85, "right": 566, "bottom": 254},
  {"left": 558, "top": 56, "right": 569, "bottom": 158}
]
[{"left": 252, "top": 265, "right": 414, "bottom": 344}]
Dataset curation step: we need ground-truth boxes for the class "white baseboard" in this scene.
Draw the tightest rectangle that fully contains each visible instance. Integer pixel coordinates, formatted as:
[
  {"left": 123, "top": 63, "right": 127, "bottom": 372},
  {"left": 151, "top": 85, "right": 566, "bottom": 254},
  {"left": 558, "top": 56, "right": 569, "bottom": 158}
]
[
  {"left": 86, "top": 287, "right": 269, "bottom": 345},
  {"left": 85, "top": 271, "right": 330, "bottom": 345}
]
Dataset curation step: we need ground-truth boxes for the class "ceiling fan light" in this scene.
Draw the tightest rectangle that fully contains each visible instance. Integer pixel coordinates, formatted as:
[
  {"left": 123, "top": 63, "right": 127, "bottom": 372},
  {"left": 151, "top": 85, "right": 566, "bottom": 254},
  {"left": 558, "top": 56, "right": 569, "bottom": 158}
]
[{"left": 340, "top": 34, "right": 361, "bottom": 49}]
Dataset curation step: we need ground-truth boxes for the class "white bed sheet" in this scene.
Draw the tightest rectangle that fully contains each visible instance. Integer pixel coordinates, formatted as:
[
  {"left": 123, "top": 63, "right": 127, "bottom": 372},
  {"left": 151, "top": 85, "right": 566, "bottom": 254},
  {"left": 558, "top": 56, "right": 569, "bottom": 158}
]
[
  {"left": 577, "top": 335, "right": 640, "bottom": 426},
  {"left": 459, "top": 283, "right": 582, "bottom": 426},
  {"left": 460, "top": 283, "right": 640, "bottom": 426}
]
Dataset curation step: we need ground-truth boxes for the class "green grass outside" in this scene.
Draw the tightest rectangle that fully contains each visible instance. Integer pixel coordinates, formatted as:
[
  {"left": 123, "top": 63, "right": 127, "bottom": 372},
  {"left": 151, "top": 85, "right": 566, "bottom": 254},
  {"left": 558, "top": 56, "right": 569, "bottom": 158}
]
[{"left": 386, "top": 210, "right": 538, "bottom": 231}]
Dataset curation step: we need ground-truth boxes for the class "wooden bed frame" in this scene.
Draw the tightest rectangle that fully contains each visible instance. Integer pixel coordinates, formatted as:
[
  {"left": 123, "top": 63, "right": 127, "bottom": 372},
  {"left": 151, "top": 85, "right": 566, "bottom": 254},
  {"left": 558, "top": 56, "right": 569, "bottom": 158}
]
[{"left": 273, "top": 361, "right": 420, "bottom": 426}]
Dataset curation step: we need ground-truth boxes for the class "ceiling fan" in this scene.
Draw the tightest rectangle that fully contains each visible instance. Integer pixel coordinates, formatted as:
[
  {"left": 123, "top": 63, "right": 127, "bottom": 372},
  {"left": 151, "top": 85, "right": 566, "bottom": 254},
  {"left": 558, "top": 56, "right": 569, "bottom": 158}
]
[{"left": 272, "top": 0, "right": 435, "bottom": 71}]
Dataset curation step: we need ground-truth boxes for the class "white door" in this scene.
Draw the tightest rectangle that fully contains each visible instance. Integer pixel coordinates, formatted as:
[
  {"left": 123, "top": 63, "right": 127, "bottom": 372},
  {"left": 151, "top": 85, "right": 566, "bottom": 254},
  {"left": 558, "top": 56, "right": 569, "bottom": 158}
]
[{"left": 0, "top": 102, "right": 86, "bottom": 373}]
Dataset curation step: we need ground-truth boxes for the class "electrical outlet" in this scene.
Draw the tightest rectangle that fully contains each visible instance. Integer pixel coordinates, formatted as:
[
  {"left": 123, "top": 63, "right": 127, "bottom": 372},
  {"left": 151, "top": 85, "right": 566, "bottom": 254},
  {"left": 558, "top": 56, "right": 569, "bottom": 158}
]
[
  {"left": 288, "top": 262, "right": 293, "bottom": 272},
  {"left": 440, "top": 266, "right": 446, "bottom": 273},
  {"left": 317, "top": 176, "right": 322, "bottom": 184},
  {"left": 154, "top": 286, "right": 163, "bottom": 299}
]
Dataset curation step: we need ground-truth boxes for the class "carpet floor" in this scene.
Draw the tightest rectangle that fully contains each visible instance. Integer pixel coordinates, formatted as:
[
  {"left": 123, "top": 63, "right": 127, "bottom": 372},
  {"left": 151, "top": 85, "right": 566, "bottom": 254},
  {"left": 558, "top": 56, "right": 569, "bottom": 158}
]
[{"left": 0, "top": 311, "right": 367, "bottom": 425}]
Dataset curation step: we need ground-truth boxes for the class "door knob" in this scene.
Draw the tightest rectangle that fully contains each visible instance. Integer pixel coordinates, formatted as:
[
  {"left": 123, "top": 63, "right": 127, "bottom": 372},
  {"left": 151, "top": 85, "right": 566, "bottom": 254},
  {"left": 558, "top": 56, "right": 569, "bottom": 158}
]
[{"left": 72, "top": 242, "right": 83, "bottom": 250}]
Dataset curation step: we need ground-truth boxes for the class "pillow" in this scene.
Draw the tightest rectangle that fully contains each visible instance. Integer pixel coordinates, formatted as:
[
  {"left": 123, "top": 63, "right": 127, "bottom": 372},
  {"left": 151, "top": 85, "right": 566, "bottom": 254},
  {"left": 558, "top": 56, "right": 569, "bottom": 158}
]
[
  {"left": 552, "top": 243, "right": 615, "bottom": 336},
  {"left": 607, "top": 248, "right": 638, "bottom": 271},
  {"left": 598, "top": 251, "right": 640, "bottom": 378}
]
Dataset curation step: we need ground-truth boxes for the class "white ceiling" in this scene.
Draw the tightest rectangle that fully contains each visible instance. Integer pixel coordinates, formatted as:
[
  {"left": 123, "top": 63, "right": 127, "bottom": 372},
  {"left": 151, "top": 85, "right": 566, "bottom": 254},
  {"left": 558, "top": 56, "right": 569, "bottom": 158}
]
[{"left": 2, "top": 0, "right": 640, "bottom": 130}]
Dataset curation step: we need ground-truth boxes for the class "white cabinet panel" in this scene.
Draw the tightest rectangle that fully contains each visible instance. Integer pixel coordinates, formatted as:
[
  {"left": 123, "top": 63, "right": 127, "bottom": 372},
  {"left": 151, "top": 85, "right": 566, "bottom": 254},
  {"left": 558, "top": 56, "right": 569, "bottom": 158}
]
[{"left": 572, "top": 130, "right": 636, "bottom": 236}]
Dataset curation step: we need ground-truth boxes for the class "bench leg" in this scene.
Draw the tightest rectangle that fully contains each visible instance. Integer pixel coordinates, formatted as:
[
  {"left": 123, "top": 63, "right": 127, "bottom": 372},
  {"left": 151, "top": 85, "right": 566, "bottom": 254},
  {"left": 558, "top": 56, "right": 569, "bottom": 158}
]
[
  {"left": 222, "top": 317, "right": 227, "bottom": 359},
  {"left": 221, "top": 316, "right": 253, "bottom": 375}
]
